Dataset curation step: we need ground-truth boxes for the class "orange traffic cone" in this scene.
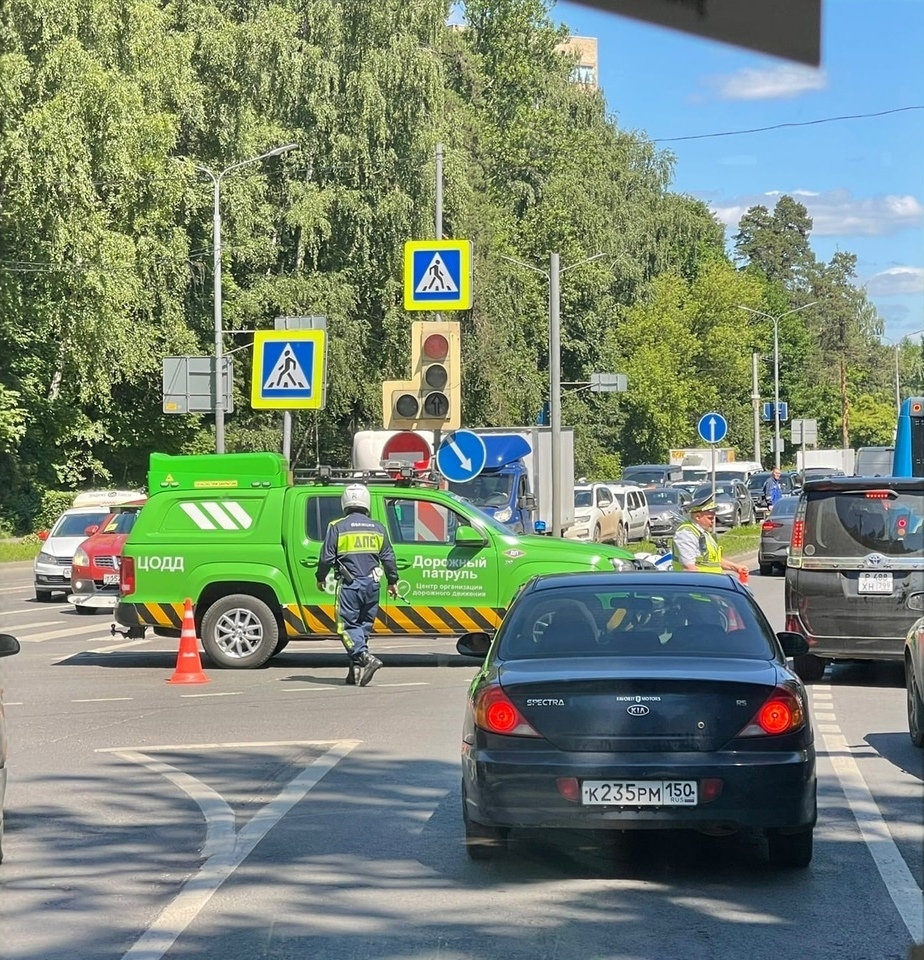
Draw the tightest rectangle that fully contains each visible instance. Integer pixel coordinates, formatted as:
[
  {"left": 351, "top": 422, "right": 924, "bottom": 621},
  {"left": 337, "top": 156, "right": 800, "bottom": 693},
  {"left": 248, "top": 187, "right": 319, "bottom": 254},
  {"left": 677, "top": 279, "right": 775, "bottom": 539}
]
[
  {"left": 738, "top": 567, "right": 750, "bottom": 586},
  {"left": 167, "top": 599, "right": 210, "bottom": 685}
]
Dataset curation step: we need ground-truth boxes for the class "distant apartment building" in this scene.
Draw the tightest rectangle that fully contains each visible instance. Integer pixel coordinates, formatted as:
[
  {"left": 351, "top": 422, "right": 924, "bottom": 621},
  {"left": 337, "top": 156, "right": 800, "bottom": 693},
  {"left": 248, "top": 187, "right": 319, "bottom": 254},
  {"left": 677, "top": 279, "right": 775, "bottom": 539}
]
[{"left": 558, "top": 36, "right": 598, "bottom": 90}]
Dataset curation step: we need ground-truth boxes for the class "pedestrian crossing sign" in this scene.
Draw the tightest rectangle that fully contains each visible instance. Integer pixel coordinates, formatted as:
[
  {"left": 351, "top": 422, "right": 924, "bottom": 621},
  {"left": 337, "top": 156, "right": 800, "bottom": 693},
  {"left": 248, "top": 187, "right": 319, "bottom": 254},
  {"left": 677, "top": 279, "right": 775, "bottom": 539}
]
[
  {"left": 403, "top": 239, "right": 472, "bottom": 311},
  {"left": 250, "top": 330, "right": 327, "bottom": 410}
]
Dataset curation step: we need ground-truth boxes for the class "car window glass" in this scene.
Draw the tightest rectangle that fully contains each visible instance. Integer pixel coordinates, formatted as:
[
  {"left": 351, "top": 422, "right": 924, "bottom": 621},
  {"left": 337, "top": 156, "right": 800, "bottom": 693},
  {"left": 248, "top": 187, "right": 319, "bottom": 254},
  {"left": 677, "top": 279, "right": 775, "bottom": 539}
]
[
  {"left": 597, "top": 489, "right": 612, "bottom": 506},
  {"left": 385, "top": 498, "right": 464, "bottom": 545},
  {"left": 51, "top": 511, "right": 110, "bottom": 537},
  {"left": 574, "top": 489, "right": 593, "bottom": 508},
  {"left": 498, "top": 585, "right": 775, "bottom": 660},
  {"left": 804, "top": 490, "right": 923, "bottom": 557},
  {"left": 769, "top": 497, "right": 799, "bottom": 518},
  {"left": 102, "top": 512, "right": 139, "bottom": 535},
  {"left": 306, "top": 495, "right": 342, "bottom": 541}
]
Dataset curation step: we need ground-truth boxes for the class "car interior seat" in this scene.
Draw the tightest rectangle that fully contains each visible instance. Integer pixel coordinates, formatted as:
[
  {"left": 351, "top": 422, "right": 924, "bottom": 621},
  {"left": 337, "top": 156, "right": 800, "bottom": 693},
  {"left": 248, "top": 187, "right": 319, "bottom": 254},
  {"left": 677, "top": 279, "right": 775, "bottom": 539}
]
[{"left": 534, "top": 599, "right": 599, "bottom": 654}]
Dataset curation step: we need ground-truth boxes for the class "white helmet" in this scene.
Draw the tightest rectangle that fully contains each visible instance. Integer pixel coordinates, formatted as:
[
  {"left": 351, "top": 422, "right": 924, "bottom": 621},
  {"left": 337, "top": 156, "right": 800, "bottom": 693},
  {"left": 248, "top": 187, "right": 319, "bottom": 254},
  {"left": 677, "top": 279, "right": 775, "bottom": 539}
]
[{"left": 341, "top": 483, "right": 371, "bottom": 513}]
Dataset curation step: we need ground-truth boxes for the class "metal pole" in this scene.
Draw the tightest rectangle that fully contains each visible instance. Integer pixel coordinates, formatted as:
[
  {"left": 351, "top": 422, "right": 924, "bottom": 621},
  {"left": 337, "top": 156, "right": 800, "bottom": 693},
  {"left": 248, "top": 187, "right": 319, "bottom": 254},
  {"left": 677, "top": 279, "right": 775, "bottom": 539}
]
[
  {"left": 752, "top": 352, "right": 761, "bottom": 464},
  {"left": 282, "top": 411, "right": 292, "bottom": 464},
  {"left": 550, "top": 252, "right": 562, "bottom": 538},
  {"left": 432, "top": 142, "right": 444, "bottom": 469},
  {"left": 894, "top": 345, "right": 901, "bottom": 414},
  {"left": 212, "top": 176, "right": 225, "bottom": 454},
  {"left": 710, "top": 443, "right": 716, "bottom": 501},
  {"left": 773, "top": 316, "right": 781, "bottom": 469}
]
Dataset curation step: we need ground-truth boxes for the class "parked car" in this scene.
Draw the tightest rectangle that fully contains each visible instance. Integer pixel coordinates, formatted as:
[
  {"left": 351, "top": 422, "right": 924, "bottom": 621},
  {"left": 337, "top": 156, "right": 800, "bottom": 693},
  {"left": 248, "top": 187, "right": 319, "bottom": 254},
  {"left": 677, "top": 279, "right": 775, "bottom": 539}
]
[
  {"left": 69, "top": 503, "right": 145, "bottom": 614},
  {"left": 905, "top": 615, "right": 924, "bottom": 748},
  {"left": 759, "top": 496, "right": 800, "bottom": 576},
  {"left": 620, "top": 464, "right": 683, "bottom": 486},
  {"left": 34, "top": 507, "right": 115, "bottom": 602},
  {"left": 690, "top": 482, "right": 755, "bottom": 528},
  {"left": 0, "top": 633, "right": 21, "bottom": 864},
  {"left": 785, "top": 476, "right": 923, "bottom": 681},
  {"left": 565, "top": 483, "right": 621, "bottom": 544},
  {"left": 644, "top": 487, "right": 691, "bottom": 538},
  {"left": 456, "top": 572, "right": 816, "bottom": 867},
  {"left": 603, "top": 483, "right": 651, "bottom": 543},
  {"left": 747, "top": 471, "right": 802, "bottom": 521}
]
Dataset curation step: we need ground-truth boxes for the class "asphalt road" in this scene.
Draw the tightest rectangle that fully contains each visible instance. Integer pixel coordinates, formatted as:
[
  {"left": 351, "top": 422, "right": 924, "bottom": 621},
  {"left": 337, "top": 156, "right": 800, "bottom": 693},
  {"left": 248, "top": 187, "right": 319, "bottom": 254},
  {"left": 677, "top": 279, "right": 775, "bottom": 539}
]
[{"left": 0, "top": 562, "right": 921, "bottom": 960}]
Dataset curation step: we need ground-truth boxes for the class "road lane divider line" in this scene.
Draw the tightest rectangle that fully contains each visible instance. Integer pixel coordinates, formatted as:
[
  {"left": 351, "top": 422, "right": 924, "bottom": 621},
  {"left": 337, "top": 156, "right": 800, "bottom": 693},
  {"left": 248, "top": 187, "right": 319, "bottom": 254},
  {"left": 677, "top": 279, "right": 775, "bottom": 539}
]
[
  {"left": 72, "top": 697, "right": 134, "bottom": 703},
  {"left": 2, "top": 620, "right": 68, "bottom": 634},
  {"left": 374, "top": 682, "right": 430, "bottom": 687},
  {"left": 812, "top": 694, "right": 923, "bottom": 944},
  {"left": 178, "top": 692, "right": 242, "bottom": 699},
  {"left": 110, "top": 739, "right": 360, "bottom": 960},
  {"left": 20, "top": 622, "right": 118, "bottom": 643},
  {"left": 281, "top": 686, "right": 336, "bottom": 692}
]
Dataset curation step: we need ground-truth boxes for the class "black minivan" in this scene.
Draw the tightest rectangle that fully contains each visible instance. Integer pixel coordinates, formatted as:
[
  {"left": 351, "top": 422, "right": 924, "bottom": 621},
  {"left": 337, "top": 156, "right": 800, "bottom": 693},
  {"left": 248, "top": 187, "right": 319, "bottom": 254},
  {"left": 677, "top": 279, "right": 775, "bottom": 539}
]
[{"left": 785, "top": 477, "right": 924, "bottom": 681}]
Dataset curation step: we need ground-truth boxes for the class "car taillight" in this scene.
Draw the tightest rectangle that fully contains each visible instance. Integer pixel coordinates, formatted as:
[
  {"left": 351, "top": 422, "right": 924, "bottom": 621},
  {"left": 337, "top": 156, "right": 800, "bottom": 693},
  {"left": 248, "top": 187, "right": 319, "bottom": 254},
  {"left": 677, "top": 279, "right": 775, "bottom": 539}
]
[
  {"left": 120, "top": 556, "right": 135, "bottom": 597},
  {"left": 736, "top": 685, "right": 805, "bottom": 737},
  {"left": 790, "top": 519, "right": 804, "bottom": 551},
  {"left": 762, "top": 521, "right": 782, "bottom": 532},
  {"left": 473, "top": 686, "right": 540, "bottom": 737}
]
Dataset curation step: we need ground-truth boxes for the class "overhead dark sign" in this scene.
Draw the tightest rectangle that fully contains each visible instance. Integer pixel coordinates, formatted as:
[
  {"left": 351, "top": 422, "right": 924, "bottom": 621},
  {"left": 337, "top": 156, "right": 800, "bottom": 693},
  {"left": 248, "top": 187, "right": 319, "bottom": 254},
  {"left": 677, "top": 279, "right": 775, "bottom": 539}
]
[{"left": 576, "top": 0, "right": 822, "bottom": 66}]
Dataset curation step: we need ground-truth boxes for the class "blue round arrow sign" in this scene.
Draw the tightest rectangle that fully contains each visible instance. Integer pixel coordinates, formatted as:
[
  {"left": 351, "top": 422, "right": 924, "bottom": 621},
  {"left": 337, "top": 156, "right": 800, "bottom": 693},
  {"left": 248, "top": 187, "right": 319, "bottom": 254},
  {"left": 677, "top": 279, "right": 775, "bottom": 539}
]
[
  {"left": 697, "top": 412, "right": 728, "bottom": 445},
  {"left": 436, "top": 430, "right": 487, "bottom": 483}
]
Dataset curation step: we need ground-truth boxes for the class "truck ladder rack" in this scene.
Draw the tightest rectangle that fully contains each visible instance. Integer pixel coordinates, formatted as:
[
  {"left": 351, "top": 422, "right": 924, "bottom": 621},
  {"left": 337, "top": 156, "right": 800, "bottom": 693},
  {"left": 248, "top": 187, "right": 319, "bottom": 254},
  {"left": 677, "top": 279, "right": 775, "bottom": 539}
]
[{"left": 293, "top": 464, "right": 441, "bottom": 488}]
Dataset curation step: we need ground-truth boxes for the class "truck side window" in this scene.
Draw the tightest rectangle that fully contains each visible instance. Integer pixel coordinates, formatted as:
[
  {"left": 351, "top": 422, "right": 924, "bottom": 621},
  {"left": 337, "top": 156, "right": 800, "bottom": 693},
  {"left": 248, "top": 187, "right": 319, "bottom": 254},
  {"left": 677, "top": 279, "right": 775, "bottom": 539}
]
[
  {"left": 305, "top": 495, "right": 342, "bottom": 541},
  {"left": 384, "top": 498, "right": 461, "bottom": 545}
]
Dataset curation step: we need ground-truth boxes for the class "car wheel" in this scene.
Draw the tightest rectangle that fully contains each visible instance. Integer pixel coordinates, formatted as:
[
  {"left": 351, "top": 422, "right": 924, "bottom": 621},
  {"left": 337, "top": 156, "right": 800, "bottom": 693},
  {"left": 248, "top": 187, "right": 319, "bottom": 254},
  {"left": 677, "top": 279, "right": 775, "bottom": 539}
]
[
  {"left": 616, "top": 524, "right": 628, "bottom": 547},
  {"left": 642, "top": 522, "right": 651, "bottom": 542},
  {"left": 200, "top": 594, "right": 279, "bottom": 670},
  {"left": 35, "top": 590, "right": 54, "bottom": 603},
  {"left": 271, "top": 637, "right": 290, "bottom": 657},
  {"left": 592, "top": 524, "right": 602, "bottom": 543},
  {"left": 759, "top": 562, "right": 773, "bottom": 576},
  {"left": 906, "top": 663, "right": 924, "bottom": 748},
  {"left": 766, "top": 827, "right": 813, "bottom": 868},
  {"left": 463, "top": 808, "right": 508, "bottom": 860},
  {"left": 793, "top": 653, "right": 827, "bottom": 682}
]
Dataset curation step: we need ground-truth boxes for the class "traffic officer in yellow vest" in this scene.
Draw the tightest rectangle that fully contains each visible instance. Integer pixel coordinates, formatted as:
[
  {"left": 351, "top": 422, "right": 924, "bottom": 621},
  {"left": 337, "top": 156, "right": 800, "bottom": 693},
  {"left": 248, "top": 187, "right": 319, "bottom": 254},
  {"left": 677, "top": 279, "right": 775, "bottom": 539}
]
[
  {"left": 316, "top": 484, "right": 399, "bottom": 686},
  {"left": 672, "top": 494, "right": 749, "bottom": 577}
]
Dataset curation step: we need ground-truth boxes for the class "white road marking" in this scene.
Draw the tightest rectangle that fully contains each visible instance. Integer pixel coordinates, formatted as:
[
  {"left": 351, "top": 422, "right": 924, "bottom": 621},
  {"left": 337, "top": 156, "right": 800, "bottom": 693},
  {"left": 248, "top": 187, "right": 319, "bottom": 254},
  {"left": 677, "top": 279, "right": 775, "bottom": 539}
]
[
  {"left": 72, "top": 697, "right": 134, "bottom": 703},
  {"left": 3, "top": 702, "right": 23, "bottom": 706},
  {"left": 19, "top": 622, "right": 116, "bottom": 643},
  {"left": 814, "top": 712, "right": 837, "bottom": 721},
  {"left": 109, "top": 740, "right": 360, "bottom": 960},
  {"left": 281, "top": 686, "right": 335, "bottom": 692},
  {"left": 810, "top": 691, "right": 923, "bottom": 943},
  {"left": 98, "top": 740, "right": 341, "bottom": 752},
  {"left": 374, "top": 682, "right": 430, "bottom": 688},
  {"left": 178, "top": 692, "right": 242, "bottom": 699},
  {"left": 0, "top": 619, "right": 65, "bottom": 633}
]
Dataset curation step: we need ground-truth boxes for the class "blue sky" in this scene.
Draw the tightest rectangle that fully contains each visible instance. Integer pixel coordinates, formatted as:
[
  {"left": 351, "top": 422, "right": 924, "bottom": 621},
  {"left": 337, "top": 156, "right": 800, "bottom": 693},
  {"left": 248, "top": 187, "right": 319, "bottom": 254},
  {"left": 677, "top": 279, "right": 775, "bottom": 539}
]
[{"left": 552, "top": 0, "right": 924, "bottom": 343}]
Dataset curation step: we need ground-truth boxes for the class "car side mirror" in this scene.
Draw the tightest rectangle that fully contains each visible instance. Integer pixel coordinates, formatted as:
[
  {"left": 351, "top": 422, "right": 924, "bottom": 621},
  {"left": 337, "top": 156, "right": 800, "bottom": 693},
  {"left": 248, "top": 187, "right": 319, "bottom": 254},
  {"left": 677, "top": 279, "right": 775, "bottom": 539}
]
[
  {"left": 456, "top": 632, "right": 492, "bottom": 658},
  {"left": 455, "top": 525, "right": 487, "bottom": 546},
  {"left": 0, "top": 633, "right": 21, "bottom": 658},
  {"left": 518, "top": 494, "right": 536, "bottom": 511},
  {"left": 777, "top": 631, "right": 809, "bottom": 657},
  {"left": 85, "top": 525, "right": 99, "bottom": 536},
  {"left": 37, "top": 530, "right": 49, "bottom": 542}
]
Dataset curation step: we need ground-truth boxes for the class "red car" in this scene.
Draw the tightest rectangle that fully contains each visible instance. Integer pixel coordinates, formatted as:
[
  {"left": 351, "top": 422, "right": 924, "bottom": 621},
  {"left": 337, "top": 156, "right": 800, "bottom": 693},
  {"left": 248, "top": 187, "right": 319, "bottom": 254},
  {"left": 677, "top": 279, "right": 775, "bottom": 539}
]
[{"left": 68, "top": 503, "right": 145, "bottom": 614}]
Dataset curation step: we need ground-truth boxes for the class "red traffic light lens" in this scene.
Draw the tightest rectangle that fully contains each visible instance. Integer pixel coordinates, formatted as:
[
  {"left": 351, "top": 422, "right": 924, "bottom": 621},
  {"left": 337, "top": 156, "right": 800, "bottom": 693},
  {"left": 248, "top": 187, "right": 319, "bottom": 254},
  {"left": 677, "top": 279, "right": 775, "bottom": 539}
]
[{"left": 423, "top": 334, "right": 449, "bottom": 360}]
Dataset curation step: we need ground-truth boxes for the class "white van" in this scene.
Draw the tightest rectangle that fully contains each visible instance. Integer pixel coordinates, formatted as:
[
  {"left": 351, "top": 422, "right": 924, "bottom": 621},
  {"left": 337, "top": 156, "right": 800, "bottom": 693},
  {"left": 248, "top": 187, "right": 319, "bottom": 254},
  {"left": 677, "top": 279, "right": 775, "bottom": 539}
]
[
  {"left": 604, "top": 483, "right": 651, "bottom": 543},
  {"left": 683, "top": 461, "right": 763, "bottom": 483}
]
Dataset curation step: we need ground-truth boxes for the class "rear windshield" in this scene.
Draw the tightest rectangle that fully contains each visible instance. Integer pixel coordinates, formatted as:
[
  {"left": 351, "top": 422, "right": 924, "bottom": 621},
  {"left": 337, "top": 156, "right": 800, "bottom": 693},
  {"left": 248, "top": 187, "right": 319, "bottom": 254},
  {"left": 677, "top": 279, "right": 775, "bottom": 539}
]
[
  {"left": 769, "top": 497, "right": 799, "bottom": 518},
  {"left": 498, "top": 585, "right": 776, "bottom": 660},
  {"left": 51, "top": 511, "right": 110, "bottom": 537},
  {"left": 647, "top": 489, "right": 684, "bottom": 505},
  {"left": 803, "top": 490, "right": 924, "bottom": 557}
]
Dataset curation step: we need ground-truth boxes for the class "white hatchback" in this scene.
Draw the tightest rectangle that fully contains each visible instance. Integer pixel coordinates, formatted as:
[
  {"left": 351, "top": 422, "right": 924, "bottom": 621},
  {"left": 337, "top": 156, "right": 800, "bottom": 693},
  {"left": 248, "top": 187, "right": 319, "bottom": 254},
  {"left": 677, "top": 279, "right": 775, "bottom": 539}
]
[
  {"left": 33, "top": 506, "right": 114, "bottom": 602},
  {"left": 565, "top": 483, "right": 621, "bottom": 544}
]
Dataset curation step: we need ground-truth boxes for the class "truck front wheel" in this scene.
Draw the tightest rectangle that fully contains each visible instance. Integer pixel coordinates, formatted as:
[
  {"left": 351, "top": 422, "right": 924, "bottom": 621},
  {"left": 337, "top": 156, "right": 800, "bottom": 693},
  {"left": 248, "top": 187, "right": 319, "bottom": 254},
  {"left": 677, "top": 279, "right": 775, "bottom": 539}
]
[{"left": 200, "top": 594, "right": 279, "bottom": 669}]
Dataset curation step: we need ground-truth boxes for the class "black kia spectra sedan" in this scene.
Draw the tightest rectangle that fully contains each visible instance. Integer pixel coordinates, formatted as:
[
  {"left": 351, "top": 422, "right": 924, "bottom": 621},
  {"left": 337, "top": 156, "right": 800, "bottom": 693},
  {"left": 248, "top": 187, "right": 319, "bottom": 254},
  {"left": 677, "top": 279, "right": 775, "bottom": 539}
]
[{"left": 457, "top": 572, "right": 817, "bottom": 868}]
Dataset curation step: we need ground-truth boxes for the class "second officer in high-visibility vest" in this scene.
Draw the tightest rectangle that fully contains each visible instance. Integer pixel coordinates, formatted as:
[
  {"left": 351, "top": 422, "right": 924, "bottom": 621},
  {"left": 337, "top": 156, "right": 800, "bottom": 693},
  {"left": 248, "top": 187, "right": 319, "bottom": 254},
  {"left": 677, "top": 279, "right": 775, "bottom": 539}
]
[
  {"left": 672, "top": 495, "right": 749, "bottom": 577},
  {"left": 316, "top": 484, "right": 399, "bottom": 686}
]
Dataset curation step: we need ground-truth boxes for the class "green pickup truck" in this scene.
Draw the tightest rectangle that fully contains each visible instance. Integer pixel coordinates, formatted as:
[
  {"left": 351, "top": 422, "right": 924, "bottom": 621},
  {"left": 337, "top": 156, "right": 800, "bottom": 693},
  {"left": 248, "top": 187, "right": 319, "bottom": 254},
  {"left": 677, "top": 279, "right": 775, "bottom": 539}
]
[{"left": 114, "top": 452, "right": 640, "bottom": 668}]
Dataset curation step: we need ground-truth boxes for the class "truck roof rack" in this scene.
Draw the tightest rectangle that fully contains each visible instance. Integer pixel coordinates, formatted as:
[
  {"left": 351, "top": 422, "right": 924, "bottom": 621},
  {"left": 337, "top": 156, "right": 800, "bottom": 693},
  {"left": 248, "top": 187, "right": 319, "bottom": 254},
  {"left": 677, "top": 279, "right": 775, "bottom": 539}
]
[{"left": 293, "top": 464, "right": 441, "bottom": 488}]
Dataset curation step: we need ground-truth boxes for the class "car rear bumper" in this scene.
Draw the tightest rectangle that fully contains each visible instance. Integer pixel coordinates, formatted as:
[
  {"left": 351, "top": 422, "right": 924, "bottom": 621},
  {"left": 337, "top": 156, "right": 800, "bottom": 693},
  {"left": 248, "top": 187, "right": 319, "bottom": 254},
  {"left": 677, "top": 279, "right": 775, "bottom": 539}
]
[
  {"left": 785, "top": 613, "right": 907, "bottom": 660},
  {"left": 463, "top": 746, "right": 816, "bottom": 831},
  {"left": 759, "top": 543, "right": 790, "bottom": 564}
]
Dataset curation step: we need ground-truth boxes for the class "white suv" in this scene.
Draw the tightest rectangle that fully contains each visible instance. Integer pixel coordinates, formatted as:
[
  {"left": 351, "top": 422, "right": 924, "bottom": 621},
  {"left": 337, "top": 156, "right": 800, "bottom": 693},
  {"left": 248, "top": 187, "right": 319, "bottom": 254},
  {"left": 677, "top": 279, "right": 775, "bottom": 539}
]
[
  {"left": 604, "top": 483, "right": 651, "bottom": 543},
  {"left": 565, "top": 483, "right": 621, "bottom": 544}
]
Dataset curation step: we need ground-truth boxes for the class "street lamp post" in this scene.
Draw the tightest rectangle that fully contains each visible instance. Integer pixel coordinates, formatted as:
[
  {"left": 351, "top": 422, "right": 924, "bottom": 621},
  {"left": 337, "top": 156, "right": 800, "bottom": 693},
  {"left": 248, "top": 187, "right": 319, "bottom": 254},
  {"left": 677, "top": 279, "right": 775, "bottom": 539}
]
[
  {"left": 738, "top": 302, "right": 818, "bottom": 469},
  {"left": 884, "top": 329, "right": 924, "bottom": 414},
  {"left": 191, "top": 143, "right": 299, "bottom": 453},
  {"left": 501, "top": 251, "right": 605, "bottom": 537}
]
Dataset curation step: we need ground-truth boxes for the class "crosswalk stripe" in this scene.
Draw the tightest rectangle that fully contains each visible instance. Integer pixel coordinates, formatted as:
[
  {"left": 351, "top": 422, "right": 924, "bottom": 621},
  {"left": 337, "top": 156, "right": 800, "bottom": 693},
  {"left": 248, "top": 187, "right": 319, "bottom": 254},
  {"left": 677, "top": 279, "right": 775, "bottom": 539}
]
[
  {"left": 2, "top": 619, "right": 66, "bottom": 634},
  {"left": 18, "top": 622, "right": 116, "bottom": 643}
]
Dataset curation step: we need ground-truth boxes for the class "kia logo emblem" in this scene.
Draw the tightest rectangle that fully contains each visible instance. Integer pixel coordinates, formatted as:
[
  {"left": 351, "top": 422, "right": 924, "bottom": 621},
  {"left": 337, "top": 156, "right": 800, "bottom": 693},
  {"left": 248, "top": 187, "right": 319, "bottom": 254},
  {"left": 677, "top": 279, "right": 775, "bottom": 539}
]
[{"left": 626, "top": 704, "right": 650, "bottom": 717}]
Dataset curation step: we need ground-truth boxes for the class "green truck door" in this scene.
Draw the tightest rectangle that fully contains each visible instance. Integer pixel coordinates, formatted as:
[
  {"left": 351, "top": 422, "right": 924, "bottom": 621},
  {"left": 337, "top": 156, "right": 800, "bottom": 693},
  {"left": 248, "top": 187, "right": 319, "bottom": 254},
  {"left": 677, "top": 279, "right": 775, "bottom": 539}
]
[{"left": 380, "top": 495, "right": 504, "bottom": 635}]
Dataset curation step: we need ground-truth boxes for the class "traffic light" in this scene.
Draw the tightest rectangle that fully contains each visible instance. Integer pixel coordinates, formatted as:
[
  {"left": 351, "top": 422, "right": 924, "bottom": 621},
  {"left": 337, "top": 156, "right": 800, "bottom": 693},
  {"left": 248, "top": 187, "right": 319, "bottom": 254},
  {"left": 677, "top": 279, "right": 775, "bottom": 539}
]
[{"left": 382, "top": 321, "right": 461, "bottom": 430}]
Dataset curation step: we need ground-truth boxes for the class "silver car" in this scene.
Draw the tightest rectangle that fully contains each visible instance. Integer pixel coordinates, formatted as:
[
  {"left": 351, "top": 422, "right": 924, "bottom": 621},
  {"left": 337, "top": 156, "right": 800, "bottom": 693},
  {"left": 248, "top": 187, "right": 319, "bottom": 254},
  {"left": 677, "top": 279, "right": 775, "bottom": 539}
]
[
  {"left": 759, "top": 496, "right": 799, "bottom": 575},
  {"left": 0, "top": 633, "right": 22, "bottom": 864}
]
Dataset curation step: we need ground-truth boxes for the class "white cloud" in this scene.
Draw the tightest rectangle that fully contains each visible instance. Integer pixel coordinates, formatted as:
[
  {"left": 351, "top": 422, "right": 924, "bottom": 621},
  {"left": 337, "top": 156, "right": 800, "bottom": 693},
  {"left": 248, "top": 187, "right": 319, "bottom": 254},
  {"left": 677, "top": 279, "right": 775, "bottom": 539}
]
[
  {"left": 707, "top": 64, "right": 827, "bottom": 101},
  {"left": 708, "top": 188, "right": 924, "bottom": 237},
  {"left": 865, "top": 266, "right": 924, "bottom": 297}
]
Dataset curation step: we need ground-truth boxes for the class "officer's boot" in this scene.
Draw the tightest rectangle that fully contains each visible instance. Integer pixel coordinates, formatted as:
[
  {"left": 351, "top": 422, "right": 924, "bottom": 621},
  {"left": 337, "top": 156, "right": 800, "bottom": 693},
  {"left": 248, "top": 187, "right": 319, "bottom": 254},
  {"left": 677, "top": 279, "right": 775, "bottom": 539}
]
[
  {"left": 358, "top": 652, "right": 383, "bottom": 687},
  {"left": 345, "top": 661, "right": 359, "bottom": 686}
]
